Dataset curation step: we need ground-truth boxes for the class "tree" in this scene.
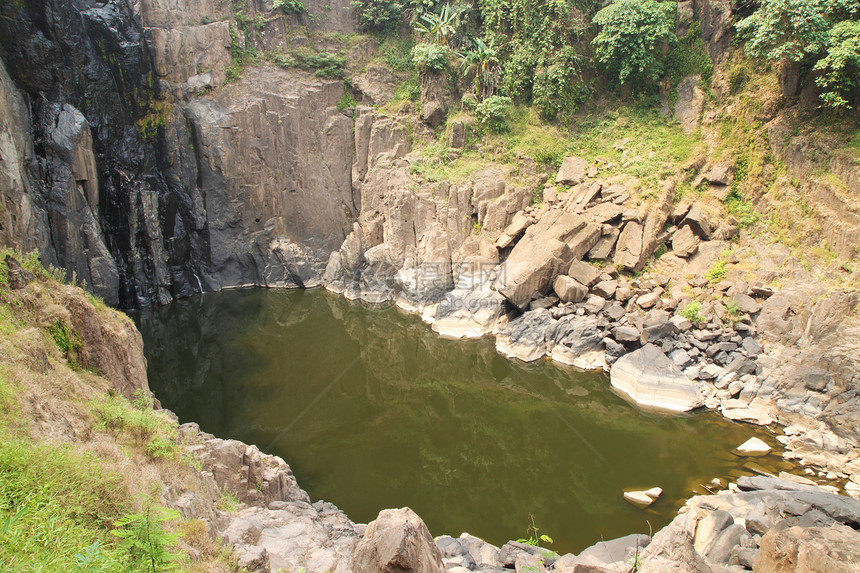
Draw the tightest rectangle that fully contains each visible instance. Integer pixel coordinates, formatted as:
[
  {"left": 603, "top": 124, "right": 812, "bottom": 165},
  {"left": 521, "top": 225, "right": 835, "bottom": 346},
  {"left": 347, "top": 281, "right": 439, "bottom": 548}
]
[
  {"left": 734, "top": 0, "right": 830, "bottom": 62},
  {"left": 814, "top": 20, "right": 860, "bottom": 109},
  {"left": 350, "top": 0, "right": 404, "bottom": 34},
  {"left": 592, "top": 0, "right": 678, "bottom": 85}
]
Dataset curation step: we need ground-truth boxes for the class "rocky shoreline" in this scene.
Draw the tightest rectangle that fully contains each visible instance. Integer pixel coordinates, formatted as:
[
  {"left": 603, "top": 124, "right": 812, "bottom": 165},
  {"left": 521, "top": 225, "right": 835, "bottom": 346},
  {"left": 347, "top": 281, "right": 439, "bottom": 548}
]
[{"left": 175, "top": 411, "right": 860, "bottom": 573}]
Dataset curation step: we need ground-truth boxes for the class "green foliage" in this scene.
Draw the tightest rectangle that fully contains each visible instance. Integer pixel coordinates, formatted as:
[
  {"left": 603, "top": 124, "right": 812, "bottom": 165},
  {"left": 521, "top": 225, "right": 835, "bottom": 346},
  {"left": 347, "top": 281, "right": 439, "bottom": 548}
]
[
  {"left": 664, "top": 23, "right": 713, "bottom": 103},
  {"left": 0, "top": 436, "right": 132, "bottom": 571},
  {"left": 501, "top": 41, "right": 538, "bottom": 102},
  {"left": 475, "top": 95, "right": 512, "bottom": 133},
  {"left": 735, "top": 0, "right": 830, "bottom": 63},
  {"left": 47, "top": 320, "right": 83, "bottom": 367},
  {"left": 380, "top": 37, "right": 415, "bottom": 71},
  {"left": 813, "top": 20, "right": 860, "bottom": 109},
  {"left": 414, "top": 3, "right": 463, "bottom": 46},
  {"left": 351, "top": 0, "right": 403, "bottom": 34},
  {"left": 412, "top": 42, "right": 451, "bottom": 72},
  {"left": 592, "top": 0, "right": 678, "bottom": 85},
  {"left": 480, "top": 0, "right": 591, "bottom": 106},
  {"left": 295, "top": 50, "right": 347, "bottom": 78},
  {"left": 111, "top": 506, "right": 182, "bottom": 572},
  {"left": 704, "top": 260, "right": 727, "bottom": 283},
  {"left": 680, "top": 300, "right": 705, "bottom": 323},
  {"left": 273, "top": 0, "right": 305, "bottom": 14},
  {"left": 724, "top": 299, "right": 740, "bottom": 320},
  {"left": 91, "top": 392, "right": 179, "bottom": 460},
  {"left": 516, "top": 514, "right": 553, "bottom": 547},
  {"left": 338, "top": 90, "right": 358, "bottom": 111},
  {"left": 216, "top": 491, "right": 241, "bottom": 513},
  {"left": 458, "top": 36, "right": 500, "bottom": 99},
  {"left": 268, "top": 49, "right": 347, "bottom": 78},
  {"left": 391, "top": 75, "right": 422, "bottom": 103},
  {"left": 532, "top": 53, "right": 590, "bottom": 121}
]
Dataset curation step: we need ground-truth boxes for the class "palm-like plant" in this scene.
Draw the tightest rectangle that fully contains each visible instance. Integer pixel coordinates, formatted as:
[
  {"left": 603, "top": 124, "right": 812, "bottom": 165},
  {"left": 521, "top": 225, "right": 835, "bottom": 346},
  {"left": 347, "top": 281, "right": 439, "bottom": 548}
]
[
  {"left": 458, "top": 37, "right": 500, "bottom": 99},
  {"left": 415, "top": 3, "right": 460, "bottom": 46}
]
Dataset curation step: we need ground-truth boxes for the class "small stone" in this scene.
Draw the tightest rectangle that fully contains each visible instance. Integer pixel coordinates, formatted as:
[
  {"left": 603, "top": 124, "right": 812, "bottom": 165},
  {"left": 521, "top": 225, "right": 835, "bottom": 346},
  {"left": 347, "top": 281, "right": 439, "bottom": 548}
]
[
  {"left": 672, "top": 225, "right": 700, "bottom": 257},
  {"left": 670, "top": 348, "right": 693, "bottom": 368},
  {"left": 624, "top": 490, "right": 657, "bottom": 506},
  {"left": 592, "top": 279, "right": 618, "bottom": 299},
  {"left": 698, "top": 363, "right": 723, "bottom": 380},
  {"left": 732, "top": 293, "right": 761, "bottom": 314},
  {"left": 613, "top": 326, "right": 640, "bottom": 342},
  {"left": 742, "top": 337, "right": 762, "bottom": 356},
  {"left": 553, "top": 275, "right": 588, "bottom": 303},
  {"left": 568, "top": 260, "right": 602, "bottom": 287},
  {"left": 728, "top": 380, "right": 743, "bottom": 397},
  {"left": 736, "top": 437, "right": 771, "bottom": 455},
  {"left": 637, "top": 292, "right": 660, "bottom": 309},
  {"left": 583, "top": 295, "right": 607, "bottom": 314}
]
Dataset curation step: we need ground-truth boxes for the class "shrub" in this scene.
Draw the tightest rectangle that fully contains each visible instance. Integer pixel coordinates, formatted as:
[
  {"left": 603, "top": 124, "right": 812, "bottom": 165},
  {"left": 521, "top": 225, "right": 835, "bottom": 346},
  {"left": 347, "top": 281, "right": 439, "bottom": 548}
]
[
  {"left": 273, "top": 0, "right": 305, "bottom": 14},
  {"left": 680, "top": 301, "right": 705, "bottom": 323},
  {"left": 475, "top": 95, "right": 512, "bottom": 133},
  {"left": 111, "top": 506, "right": 182, "bottom": 571},
  {"left": 735, "top": 0, "right": 830, "bottom": 63},
  {"left": 592, "top": 0, "right": 678, "bottom": 85},
  {"left": 412, "top": 42, "right": 450, "bottom": 72},
  {"left": 704, "top": 260, "right": 727, "bottom": 283},
  {"left": 814, "top": 20, "right": 860, "bottom": 109},
  {"left": 351, "top": 0, "right": 403, "bottom": 34}
]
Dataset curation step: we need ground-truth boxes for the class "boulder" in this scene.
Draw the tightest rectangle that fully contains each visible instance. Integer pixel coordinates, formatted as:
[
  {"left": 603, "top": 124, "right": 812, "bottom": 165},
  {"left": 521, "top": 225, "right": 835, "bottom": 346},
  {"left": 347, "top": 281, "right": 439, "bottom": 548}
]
[
  {"left": 731, "top": 293, "right": 761, "bottom": 314},
  {"left": 568, "top": 259, "right": 602, "bottom": 287},
  {"left": 4, "top": 255, "right": 33, "bottom": 290},
  {"left": 682, "top": 205, "right": 712, "bottom": 240},
  {"left": 613, "top": 221, "right": 643, "bottom": 269},
  {"left": 736, "top": 437, "right": 771, "bottom": 455},
  {"left": 495, "top": 211, "right": 532, "bottom": 249},
  {"left": 555, "top": 156, "right": 589, "bottom": 186},
  {"left": 549, "top": 315, "right": 606, "bottom": 369},
  {"left": 672, "top": 225, "right": 699, "bottom": 257},
  {"left": 587, "top": 228, "right": 620, "bottom": 260},
  {"left": 574, "top": 534, "right": 651, "bottom": 569},
  {"left": 592, "top": 279, "right": 618, "bottom": 299},
  {"left": 624, "top": 487, "right": 663, "bottom": 507},
  {"left": 553, "top": 275, "right": 588, "bottom": 303},
  {"left": 352, "top": 508, "right": 444, "bottom": 573},
  {"left": 610, "top": 344, "right": 702, "bottom": 412},
  {"left": 754, "top": 524, "right": 860, "bottom": 573},
  {"left": 494, "top": 211, "right": 599, "bottom": 309}
]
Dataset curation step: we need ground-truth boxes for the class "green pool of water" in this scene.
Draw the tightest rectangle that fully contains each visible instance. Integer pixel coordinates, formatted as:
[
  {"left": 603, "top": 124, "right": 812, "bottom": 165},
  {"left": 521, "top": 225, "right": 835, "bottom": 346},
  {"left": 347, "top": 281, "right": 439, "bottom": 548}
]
[{"left": 136, "top": 288, "right": 789, "bottom": 554}]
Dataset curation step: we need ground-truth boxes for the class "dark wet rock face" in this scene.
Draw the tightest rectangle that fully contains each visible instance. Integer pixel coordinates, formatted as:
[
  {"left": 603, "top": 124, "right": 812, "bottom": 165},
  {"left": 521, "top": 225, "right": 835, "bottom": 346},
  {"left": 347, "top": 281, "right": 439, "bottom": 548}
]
[
  {"left": 0, "top": 0, "right": 197, "bottom": 307},
  {"left": 0, "top": 0, "right": 358, "bottom": 308}
]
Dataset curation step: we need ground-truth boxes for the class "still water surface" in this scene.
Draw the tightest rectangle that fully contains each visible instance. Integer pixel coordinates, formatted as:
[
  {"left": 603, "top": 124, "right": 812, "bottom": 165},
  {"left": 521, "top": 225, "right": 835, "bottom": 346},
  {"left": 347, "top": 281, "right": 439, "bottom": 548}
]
[{"left": 136, "top": 288, "right": 786, "bottom": 554}]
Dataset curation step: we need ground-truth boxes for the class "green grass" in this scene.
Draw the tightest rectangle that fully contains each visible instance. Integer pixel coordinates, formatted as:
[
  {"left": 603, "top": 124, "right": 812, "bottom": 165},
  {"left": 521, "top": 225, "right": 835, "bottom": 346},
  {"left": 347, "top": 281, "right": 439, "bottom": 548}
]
[
  {"left": 91, "top": 392, "right": 179, "bottom": 461},
  {"left": 0, "top": 435, "right": 132, "bottom": 571},
  {"left": 565, "top": 107, "right": 702, "bottom": 186}
]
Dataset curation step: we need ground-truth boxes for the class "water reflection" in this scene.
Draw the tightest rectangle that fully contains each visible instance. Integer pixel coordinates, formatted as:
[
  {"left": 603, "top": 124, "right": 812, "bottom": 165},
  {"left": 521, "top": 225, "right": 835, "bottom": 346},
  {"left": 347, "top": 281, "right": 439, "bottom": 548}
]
[{"left": 136, "top": 289, "right": 786, "bottom": 553}]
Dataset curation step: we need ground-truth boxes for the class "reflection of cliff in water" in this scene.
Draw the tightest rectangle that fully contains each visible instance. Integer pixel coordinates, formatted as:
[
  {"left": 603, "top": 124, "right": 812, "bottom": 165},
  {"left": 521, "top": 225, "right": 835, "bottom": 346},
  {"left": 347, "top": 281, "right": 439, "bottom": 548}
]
[{"left": 137, "top": 288, "right": 785, "bottom": 553}]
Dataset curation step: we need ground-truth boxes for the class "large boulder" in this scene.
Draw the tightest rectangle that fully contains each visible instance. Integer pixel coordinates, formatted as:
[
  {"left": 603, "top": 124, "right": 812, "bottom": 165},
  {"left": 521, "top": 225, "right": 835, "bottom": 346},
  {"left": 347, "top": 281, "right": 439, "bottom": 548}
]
[
  {"left": 754, "top": 524, "right": 860, "bottom": 573},
  {"left": 610, "top": 344, "right": 702, "bottom": 412},
  {"left": 555, "top": 156, "right": 589, "bottom": 186},
  {"left": 672, "top": 225, "right": 699, "bottom": 257},
  {"left": 613, "top": 221, "right": 643, "bottom": 270},
  {"left": 352, "top": 508, "right": 444, "bottom": 573},
  {"left": 494, "top": 210, "right": 599, "bottom": 309}
]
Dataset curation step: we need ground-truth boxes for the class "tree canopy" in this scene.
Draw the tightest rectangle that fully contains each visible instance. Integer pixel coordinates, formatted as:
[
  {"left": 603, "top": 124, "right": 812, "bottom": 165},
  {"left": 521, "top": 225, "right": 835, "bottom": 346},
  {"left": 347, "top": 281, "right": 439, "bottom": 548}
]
[{"left": 591, "top": 0, "right": 678, "bottom": 85}]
